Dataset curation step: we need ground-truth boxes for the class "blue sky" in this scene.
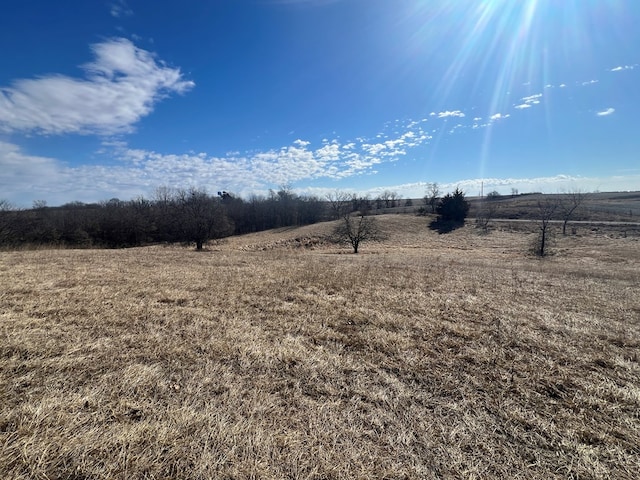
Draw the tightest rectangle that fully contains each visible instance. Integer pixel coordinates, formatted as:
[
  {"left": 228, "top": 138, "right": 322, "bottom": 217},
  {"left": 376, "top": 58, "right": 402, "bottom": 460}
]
[{"left": 1, "top": 0, "right": 639, "bottom": 206}]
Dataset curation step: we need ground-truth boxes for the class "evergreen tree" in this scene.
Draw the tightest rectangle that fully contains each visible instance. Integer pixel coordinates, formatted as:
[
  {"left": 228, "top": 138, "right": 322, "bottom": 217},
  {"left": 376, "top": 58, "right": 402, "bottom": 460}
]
[{"left": 436, "top": 188, "right": 469, "bottom": 223}]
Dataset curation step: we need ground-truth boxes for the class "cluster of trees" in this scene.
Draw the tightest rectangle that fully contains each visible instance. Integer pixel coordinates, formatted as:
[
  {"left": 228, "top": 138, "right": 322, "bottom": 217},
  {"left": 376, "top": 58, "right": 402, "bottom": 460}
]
[
  {"left": 0, "top": 185, "right": 410, "bottom": 251},
  {"left": 0, "top": 183, "right": 590, "bottom": 256},
  {"left": 0, "top": 187, "right": 327, "bottom": 249}
]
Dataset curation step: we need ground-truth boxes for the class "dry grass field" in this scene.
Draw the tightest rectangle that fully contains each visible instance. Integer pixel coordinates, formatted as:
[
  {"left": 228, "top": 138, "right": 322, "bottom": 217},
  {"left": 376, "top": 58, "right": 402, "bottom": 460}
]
[{"left": 1, "top": 215, "right": 639, "bottom": 479}]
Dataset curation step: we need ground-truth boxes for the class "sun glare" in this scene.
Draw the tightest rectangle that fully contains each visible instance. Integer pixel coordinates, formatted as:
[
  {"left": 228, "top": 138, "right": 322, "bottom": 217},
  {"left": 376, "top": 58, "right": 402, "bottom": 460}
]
[{"left": 405, "top": 0, "right": 631, "bottom": 180}]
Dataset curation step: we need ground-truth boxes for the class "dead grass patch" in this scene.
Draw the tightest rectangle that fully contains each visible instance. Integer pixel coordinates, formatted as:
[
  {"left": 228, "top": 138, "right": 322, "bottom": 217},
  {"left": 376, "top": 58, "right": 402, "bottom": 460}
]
[{"left": 1, "top": 216, "right": 639, "bottom": 479}]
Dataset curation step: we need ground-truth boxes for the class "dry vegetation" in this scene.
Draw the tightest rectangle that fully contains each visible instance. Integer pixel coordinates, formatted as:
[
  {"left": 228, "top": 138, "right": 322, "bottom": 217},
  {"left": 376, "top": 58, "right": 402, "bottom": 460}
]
[{"left": 1, "top": 215, "right": 639, "bottom": 479}]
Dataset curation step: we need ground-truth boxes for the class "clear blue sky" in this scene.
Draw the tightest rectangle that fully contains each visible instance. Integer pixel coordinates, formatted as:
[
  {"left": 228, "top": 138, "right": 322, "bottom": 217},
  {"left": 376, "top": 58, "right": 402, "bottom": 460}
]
[{"left": 1, "top": 0, "right": 639, "bottom": 206}]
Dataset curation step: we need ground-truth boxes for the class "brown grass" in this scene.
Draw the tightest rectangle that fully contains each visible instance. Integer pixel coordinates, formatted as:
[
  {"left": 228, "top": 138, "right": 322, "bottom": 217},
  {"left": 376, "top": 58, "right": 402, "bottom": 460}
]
[{"left": 1, "top": 215, "right": 639, "bottom": 479}]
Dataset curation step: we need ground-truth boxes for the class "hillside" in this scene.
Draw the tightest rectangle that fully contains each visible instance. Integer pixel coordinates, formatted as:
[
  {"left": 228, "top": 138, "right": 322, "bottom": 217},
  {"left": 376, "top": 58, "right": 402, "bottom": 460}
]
[{"left": 1, "top": 215, "right": 639, "bottom": 479}]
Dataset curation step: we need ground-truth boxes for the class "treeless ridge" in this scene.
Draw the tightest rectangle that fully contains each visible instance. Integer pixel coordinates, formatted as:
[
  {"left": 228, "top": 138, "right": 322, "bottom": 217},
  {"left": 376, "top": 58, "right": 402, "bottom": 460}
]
[{"left": 1, "top": 215, "right": 639, "bottom": 479}]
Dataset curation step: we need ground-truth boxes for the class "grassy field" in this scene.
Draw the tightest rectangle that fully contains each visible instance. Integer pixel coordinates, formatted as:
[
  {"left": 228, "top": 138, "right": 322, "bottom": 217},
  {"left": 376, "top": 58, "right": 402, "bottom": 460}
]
[{"left": 1, "top": 216, "right": 639, "bottom": 479}]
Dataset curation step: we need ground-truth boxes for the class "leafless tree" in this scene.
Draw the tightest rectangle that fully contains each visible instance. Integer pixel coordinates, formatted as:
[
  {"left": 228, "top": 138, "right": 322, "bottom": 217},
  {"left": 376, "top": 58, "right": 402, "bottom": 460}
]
[
  {"left": 0, "top": 199, "right": 13, "bottom": 212},
  {"left": 475, "top": 199, "right": 500, "bottom": 233},
  {"left": 326, "top": 190, "right": 353, "bottom": 220},
  {"left": 534, "top": 197, "right": 559, "bottom": 257},
  {"left": 334, "top": 214, "right": 381, "bottom": 254},
  {"left": 350, "top": 194, "right": 372, "bottom": 215},
  {"left": 559, "top": 189, "right": 588, "bottom": 235},
  {"left": 389, "top": 191, "right": 402, "bottom": 208},
  {"left": 177, "top": 187, "right": 232, "bottom": 250},
  {"left": 153, "top": 186, "right": 177, "bottom": 207},
  {"left": 424, "top": 182, "right": 440, "bottom": 213},
  {"left": 378, "top": 190, "right": 393, "bottom": 208}
]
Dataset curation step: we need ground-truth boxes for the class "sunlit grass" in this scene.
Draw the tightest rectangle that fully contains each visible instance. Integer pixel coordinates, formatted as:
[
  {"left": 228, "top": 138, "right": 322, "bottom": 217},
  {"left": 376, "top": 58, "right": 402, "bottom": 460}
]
[{"left": 1, "top": 216, "right": 639, "bottom": 479}]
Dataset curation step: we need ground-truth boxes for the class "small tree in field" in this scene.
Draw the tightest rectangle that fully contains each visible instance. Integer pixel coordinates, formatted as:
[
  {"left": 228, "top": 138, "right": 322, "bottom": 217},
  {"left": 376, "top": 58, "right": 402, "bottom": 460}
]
[
  {"left": 436, "top": 188, "right": 469, "bottom": 223},
  {"left": 424, "top": 182, "right": 440, "bottom": 213},
  {"left": 559, "top": 189, "right": 588, "bottom": 235},
  {"left": 334, "top": 214, "right": 381, "bottom": 254},
  {"left": 534, "top": 197, "right": 559, "bottom": 257},
  {"left": 476, "top": 198, "right": 499, "bottom": 233}
]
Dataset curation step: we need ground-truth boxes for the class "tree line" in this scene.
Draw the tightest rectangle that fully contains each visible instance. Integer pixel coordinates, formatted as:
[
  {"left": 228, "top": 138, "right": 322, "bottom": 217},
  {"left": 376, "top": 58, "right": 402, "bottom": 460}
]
[{"left": 0, "top": 187, "right": 329, "bottom": 249}]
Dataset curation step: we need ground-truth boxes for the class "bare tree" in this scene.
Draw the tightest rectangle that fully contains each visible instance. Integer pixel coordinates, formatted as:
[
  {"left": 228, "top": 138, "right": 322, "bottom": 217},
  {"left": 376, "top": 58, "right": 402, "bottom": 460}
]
[
  {"left": 0, "top": 199, "right": 13, "bottom": 212},
  {"left": 177, "top": 187, "right": 232, "bottom": 250},
  {"left": 534, "top": 197, "right": 559, "bottom": 257},
  {"left": 389, "top": 191, "right": 402, "bottom": 208},
  {"left": 326, "top": 190, "right": 353, "bottom": 220},
  {"left": 350, "top": 194, "right": 372, "bottom": 215},
  {"left": 425, "top": 183, "right": 440, "bottom": 213},
  {"left": 475, "top": 199, "right": 500, "bottom": 233},
  {"left": 559, "top": 189, "right": 588, "bottom": 235},
  {"left": 334, "top": 214, "right": 381, "bottom": 254},
  {"left": 378, "top": 190, "right": 393, "bottom": 209}
]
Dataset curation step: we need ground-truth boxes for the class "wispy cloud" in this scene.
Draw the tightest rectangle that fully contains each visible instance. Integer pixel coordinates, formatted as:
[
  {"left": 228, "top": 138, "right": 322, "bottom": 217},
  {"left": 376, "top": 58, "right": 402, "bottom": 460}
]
[
  {"left": 110, "top": 0, "right": 133, "bottom": 18},
  {"left": 0, "top": 38, "right": 193, "bottom": 135},
  {"left": 521, "top": 94, "right": 542, "bottom": 104},
  {"left": 582, "top": 79, "right": 599, "bottom": 86},
  {"left": 515, "top": 93, "right": 542, "bottom": 110},
  {"left": 596, "top": 108, "right": 615, "bottom": 117},
  {"left": 610, "top": 65, "right": 635, "bottom": 72}
]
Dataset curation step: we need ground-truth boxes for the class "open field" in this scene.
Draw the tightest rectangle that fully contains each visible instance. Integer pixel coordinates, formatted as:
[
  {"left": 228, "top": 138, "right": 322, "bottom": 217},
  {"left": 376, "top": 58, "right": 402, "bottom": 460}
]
[
  {"left": 395, "top": 191, "right": 640, "bottom": 224},
  {"left": 467, "top": 191, "right": 640, "bottom": 223},
  {"left": 1, "top": 216, "right": 639, "bottom": 479}
]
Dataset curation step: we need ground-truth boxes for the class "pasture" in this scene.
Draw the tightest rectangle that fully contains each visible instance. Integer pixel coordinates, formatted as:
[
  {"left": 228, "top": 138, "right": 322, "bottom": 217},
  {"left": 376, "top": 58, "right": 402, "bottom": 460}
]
[{"left": 1, "top": 215, "right": 639, "bottom": 479}]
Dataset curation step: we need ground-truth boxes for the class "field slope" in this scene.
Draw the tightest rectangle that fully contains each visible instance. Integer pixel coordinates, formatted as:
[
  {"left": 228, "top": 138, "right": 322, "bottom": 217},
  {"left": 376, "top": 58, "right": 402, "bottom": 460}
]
[{"left": 1, "top": 215, "right": 639, "bottom": 479}]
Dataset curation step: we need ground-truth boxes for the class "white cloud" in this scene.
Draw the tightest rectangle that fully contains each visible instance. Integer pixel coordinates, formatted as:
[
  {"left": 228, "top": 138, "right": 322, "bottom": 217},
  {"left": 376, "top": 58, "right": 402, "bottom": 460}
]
[
  {"left": 597, "top": 108, "right": 615, "bottom": 117},
  {"left": 0, "top": 119, "right": 437, "bottom": 205},
  {"left": 610, "top": 65, "right": 634, "bottom": 72},
  {"left": 0, "top": 38, "right": 194, "bottom": 135},
  {"left": 437, "top": 110, "right": 465, "bottom": 118},
  {"left": 4, "top": 135, "right": 640, "bottom": 207},
  {"left": 582, "top": 80, "right": 599, "bottom": 86},
  {"left": 514, "top": 93, "right": 542, "bottom": 110},
  {"left": 0, "top": 141, "right": 146, "bottom": 206},
  {"left": 489, "top": 113, "right": 510, "bottom": 121},
  {"left": 521, "top": 93, "right": 542, "bottom": 104}
]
